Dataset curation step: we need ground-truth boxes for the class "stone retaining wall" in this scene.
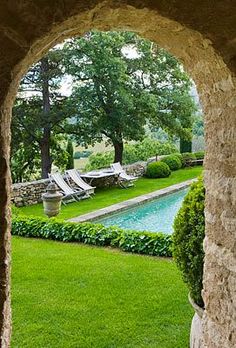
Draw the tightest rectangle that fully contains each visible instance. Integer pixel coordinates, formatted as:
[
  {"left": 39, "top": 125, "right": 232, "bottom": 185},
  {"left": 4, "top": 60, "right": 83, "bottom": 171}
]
[
  {"left": 12, "top": 178, "right": 50, "bottom": 207},
  {"left": 12, "top": 161, "right": 148, "bottom": 207}
]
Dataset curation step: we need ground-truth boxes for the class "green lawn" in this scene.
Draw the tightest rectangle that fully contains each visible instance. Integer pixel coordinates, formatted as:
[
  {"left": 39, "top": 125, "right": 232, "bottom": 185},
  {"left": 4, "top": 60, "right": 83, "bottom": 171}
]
[
  {"left": 12, "top": 237, "right": 193, "bottom": 348},
  {"left": 19, "top": 166, "right": 203, "bottom": 220}
]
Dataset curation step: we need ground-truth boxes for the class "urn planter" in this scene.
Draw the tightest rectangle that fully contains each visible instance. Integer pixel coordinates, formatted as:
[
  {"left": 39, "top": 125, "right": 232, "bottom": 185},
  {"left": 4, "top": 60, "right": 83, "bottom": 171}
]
[
  {"left": 42, "top": 183, "right": 63, "bottom": 218},
  {"left": 189, "top": 294, "right": 205, "bottom": 348}
]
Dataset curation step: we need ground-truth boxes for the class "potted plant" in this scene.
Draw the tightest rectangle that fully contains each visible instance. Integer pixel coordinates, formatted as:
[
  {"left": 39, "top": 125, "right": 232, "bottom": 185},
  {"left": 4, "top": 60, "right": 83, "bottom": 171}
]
[{"left": 172, "top": 177, "right": 205, "bottom": 347}]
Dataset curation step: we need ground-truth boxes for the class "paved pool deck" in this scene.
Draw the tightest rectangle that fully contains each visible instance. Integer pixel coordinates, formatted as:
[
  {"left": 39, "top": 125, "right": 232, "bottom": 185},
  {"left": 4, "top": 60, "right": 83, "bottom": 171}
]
[{"left": 68, "top": 178, "right": 197, "bottom": 223}]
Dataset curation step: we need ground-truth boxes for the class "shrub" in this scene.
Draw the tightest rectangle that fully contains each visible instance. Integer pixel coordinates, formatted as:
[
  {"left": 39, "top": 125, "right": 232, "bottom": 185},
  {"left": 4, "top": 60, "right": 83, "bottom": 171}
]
[
  {"left": 161, "top": 155, "right": 182, "bottom": 171},
  {"left": 66, "top": 140, "right": 74, "bottom": 170},
  {"left": 85, "top": 152, "right": 114, "bottom": 171},
  {"left": 12, "top": 216, "right": 172, "bottom": 257},
  {"left": 146, "top": 161, "right": 171, "bottom": 178},
  {"left": 172, "top": 177, "right": 205, "bottom": 307},
  {"left": 181, "top": 152, "right": 196, "bottom": 167},
  {"left": 194, "top": 151, "right": 204, "bottom": 160},
  {"left": 123, "top": 138, "right": 177, "bottom": 164},
  {"left": 172, "top": 153, "right": 184, "bottom": 167},
  {"left": 85, "top": 138, "right": 178, "bottom": 170}
]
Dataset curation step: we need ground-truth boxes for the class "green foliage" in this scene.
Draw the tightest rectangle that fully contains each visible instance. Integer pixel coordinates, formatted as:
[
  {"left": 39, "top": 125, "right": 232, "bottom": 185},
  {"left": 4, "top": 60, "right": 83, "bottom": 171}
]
[
  {"left": 116, "top": 230, "right": 172, "bottom": 256},
  {"left": 172, "top": 153, "right": 184, "bottom": 167},
  {"left": 171, "top": 151, "right": 203, "bottom": 168},
  {"left": 64, "top": 31, "right": 196, "bottom": 163},
  {"left": 86, "top": 138, "right": 177, "bottom": 170},
  {"left": 123, "top": 138, "right": 177, "bottom": 164},
  {"left": 66, "top": 140, "right": 74, "bottom": 169},
  {"left": 146, "top": 162, "right": 171, "bottom": 178},
  {"left": 52, "top": 137, "right": 70, "bottom": 172},
  {"left": 12, "top": 216, "right": 172, "bottom": 257},
  {"left": 193, "top": 116, "right": 204, "bottom": 137},
  {"left": 10, "top": 143, "right": 41, "bottom": 183},
  {"left": 86, "top": 152, "right": 114, "bottom": 171},
  {"left": 194, "top": 151, "right": 205, "bottom": 160},
  {"left": 181, "top": 152, "right": 197, "bottom": 167},
  {"left": 12, "top": 49, "right": 73, "bottom": 180},
  {"left": 161, "top": 155, "right": 182, "bottom": 171},
  {"left": 180, "top": 139, "right": 192, "bottom": 153},
  {"left": 172, "top": 177, "right": 205, "bottom": 307},
  {"left": 73, "top": 150, "right": 92, "bottom": 159}
]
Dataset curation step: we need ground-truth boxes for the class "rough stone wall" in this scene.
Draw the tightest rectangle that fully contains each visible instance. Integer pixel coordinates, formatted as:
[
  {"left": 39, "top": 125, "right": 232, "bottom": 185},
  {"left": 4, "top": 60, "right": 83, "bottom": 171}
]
[
  {"left": 0, "top": 99, "right": 12, "bottom": 346},
  {"left": 202, "top": 73, "right": 236, "bottom": 348},
  {"left": 124, "top": 161, "right": 147, "bottom": 177},
  {"left": 12, "top": 179, "right": 50, "bottom": 207},
  {"left": 0, "top": 1, "right": 235, "bottom": 347},
  {"left": 12, "top": 162, "right": 147, "bottom": 207}
]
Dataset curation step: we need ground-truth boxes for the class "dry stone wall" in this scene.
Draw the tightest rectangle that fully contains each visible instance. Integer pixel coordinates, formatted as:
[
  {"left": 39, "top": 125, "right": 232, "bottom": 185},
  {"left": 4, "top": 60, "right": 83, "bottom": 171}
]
[
  {"left": 12, "top": 162, "right": 148, "bottom": 207},
  {"left": 12, "top": 179, "right": 50, "bottom": 207}
]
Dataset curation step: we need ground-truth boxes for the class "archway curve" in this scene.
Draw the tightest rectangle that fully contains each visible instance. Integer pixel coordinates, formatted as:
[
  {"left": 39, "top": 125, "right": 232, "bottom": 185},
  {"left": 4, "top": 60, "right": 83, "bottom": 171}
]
[{"left": 0, "top": 2, "right": 235, "bottom": 347}]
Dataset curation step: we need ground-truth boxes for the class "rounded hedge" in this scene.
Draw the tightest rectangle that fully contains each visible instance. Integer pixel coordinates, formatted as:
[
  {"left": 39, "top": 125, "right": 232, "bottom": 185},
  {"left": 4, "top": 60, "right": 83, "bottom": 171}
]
[
  {"left": 161, "top": 155, "right": 182, "bottom": 171},
  {"left": 194, "top": 151, "right": 205, "bottom": 160},
  {"left": 172, "top": 177, "right": 205, "bottom": 307},
  {"left": 146, "top": 161, "right": 171, "bottom": 178},
  {"left": 172, "top": 153, "right": 184, "bottom": 167}
]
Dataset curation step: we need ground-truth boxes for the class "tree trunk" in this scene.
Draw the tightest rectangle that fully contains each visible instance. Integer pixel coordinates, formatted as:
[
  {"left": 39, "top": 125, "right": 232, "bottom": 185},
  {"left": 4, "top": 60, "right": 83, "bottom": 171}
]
[
  {"left": 40, "top": 57, "right": 52, "bottom": 178},
  {"left": 40, "top": 128, "right": 51, "bottom": 179},
  {"left": 113, "top": 140, "right": 124, "bottom": 164}
]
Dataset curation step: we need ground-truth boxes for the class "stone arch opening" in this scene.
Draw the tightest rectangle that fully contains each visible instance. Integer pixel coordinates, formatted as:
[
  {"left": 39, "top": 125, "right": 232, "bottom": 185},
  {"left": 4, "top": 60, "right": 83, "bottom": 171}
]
[{"left": 0, "top": 2, "right": 235, "bottom": 347}]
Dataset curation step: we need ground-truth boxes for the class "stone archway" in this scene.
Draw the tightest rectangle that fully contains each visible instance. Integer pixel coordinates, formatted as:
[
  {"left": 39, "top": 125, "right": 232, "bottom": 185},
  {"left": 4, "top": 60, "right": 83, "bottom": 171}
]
[{"left": 0, "top": 1, "right": 235, "bottom": 347}]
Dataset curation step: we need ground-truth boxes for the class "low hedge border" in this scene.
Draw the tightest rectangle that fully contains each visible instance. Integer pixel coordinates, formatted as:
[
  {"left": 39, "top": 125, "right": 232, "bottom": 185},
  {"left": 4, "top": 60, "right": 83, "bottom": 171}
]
[{"left": 12, "top": 216, "right": 172, "bottom": 257}]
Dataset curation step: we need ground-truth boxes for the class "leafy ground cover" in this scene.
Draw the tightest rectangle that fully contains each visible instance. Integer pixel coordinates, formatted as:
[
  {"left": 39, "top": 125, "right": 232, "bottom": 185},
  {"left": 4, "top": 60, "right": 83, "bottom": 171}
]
[
  {"left": 12, "top": 237, "right": 193, "bottom": 348},
  {"left": 19, "top": 166, "right": 203, "bottom": 220},
  {"left": 12, "top": 217, "right": 172, "bottom": 257}
]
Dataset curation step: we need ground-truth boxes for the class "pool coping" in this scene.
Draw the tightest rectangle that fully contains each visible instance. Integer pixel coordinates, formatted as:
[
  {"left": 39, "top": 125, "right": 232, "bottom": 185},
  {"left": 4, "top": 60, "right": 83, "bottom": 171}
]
[{"left": 68, "top": 178, "right": 197, "bottom": 223}]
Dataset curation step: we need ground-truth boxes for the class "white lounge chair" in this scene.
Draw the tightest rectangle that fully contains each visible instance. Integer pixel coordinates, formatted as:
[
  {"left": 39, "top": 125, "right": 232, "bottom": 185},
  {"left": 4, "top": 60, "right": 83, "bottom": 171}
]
[
  {"left": 66, "top": 169, "right": 95, "bottom": 196},
  {"left": 111, "top": 162, "right": 138, "bottom": 188},
  {"left": 49, "top": 173, "right": 86, "bottom": 204}
]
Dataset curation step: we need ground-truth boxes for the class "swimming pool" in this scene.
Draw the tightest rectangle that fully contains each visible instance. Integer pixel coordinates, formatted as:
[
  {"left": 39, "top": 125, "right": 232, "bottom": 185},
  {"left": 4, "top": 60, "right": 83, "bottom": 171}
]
[{"left": 95, "top": 188, "right": 188, "bottom": 234}]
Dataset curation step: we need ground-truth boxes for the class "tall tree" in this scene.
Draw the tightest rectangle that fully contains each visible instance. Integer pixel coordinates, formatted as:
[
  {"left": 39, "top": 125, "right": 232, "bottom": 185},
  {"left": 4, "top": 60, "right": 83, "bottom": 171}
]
[
  {"left": 63, "top": 31, "right": 196, "bottom": 163},
  {"left": 180, "top": 139, "right": 192, "bottom": 153},
  {"left": 12, "top": 49, "right": 71, "bottom": 179},
  {"left": 66, "top": 140, "right": 74, "bottom": 169}
]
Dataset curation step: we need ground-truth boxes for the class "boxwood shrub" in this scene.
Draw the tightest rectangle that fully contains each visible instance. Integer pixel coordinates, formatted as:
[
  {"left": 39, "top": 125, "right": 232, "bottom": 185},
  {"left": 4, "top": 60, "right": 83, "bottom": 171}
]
[
  {"left": 161, "top": 155, "right": 182, "bottom": 171},
  {"left": 172, "top": 153, "right": 184, "bottom": 167},
  {"left": 12, "top": 216, "right": 172, "bottom": 257},
  {"left": 172, "top": 177, "right": 205, "bottom": 307},
  {"left": 194, "top": 151, "right": 205, "bottom": 160},
  {"left": 146, "top": 161, "right": 171, "bottom": 178}
]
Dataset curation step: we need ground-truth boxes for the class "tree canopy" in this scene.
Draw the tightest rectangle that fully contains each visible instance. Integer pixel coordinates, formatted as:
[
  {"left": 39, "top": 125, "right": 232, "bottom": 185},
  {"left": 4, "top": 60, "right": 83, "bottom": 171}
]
[
  {"left": 11, "top": 30, "right": 198, "bottom": 182},
  {"left": 63, "top": 31, "right": 197, "bottom": 163}
]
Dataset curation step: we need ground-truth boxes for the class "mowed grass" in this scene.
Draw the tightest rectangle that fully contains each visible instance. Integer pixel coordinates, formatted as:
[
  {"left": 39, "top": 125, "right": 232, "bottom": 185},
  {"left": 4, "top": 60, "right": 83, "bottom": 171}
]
[
  {"left": 19, "top": 166, "right": 203, "bottom": 220},
  {"left": 12, "top": 237, "right": 193, "bottom": 348}
]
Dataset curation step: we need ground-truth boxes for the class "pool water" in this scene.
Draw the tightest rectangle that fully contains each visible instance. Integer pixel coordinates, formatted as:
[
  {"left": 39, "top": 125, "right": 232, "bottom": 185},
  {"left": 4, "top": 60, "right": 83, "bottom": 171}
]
[{"left": 96, "top": 188, "right": 188, "bottom": 234}]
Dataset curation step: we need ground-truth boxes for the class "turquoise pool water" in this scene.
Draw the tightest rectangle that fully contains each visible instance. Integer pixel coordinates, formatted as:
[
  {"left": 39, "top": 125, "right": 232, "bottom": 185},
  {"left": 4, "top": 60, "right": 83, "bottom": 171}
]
[{"left": 96, "top": 188, "right": 188, "bottom": 234}]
